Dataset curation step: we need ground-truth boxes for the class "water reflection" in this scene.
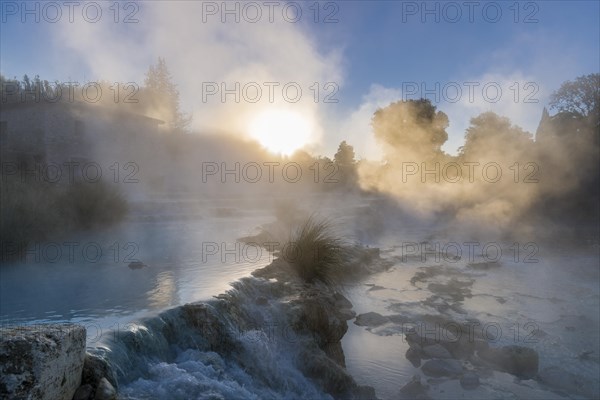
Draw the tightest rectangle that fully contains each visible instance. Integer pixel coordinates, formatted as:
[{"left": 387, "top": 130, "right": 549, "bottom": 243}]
[
  {"left": 146, "top": 270, "right": 177, "bottom": 309},
  {"left": 0, "top": 206, "right": 273, "bottom": 325}
]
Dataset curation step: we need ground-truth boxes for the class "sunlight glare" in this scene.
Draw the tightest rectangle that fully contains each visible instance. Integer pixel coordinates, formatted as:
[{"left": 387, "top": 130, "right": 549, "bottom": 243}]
[{"left": 248, "top": 109, "right": 312, "bottom": 155}]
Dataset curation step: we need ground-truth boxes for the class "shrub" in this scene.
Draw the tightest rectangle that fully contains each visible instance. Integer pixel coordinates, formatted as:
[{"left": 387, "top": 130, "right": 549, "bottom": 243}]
[
  {"left": 282, "top": 216, "right": 346, "bottom": 285},
  {"left": 0, "top": 176, "right": 128, "bottom": 261},
  {"left": 59, "top": 181, "right": 128, "bottom": 229}
]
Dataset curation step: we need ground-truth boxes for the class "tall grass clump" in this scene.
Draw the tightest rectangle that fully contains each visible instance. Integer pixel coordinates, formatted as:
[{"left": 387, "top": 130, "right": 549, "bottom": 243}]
[{"left": 282, "top": 216, "right": 347, "bottom": 286}]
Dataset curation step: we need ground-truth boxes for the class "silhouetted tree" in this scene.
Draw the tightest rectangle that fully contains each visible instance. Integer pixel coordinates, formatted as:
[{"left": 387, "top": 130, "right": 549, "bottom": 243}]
[
  {"left": 372, "top": 99, "right": 448, "bottom": 161},
  {"left": 143, "top": 57, "right": 191, "bottom": 132},
  {"left": 334, "top": 141, "right": 356, "bottom": 166},
  {"left": 333, "top": 141, "right": 358, "bottom": 187},
  {"left": 550, "top": 74, "right": 599, "bottom": 117},
  {"left": 460, "top": 112, "right": 533, "bottom": 158},
  {"left": 0, "top": 74, "right": 62, "bottom": 103},
  {"left": 550, "top": 73, "right": 599, "bottom": 131}
]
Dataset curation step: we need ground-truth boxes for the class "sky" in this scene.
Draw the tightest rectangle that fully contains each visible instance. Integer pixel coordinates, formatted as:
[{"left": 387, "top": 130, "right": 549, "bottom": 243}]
[{"left": 1, "top": 0, "right": 598, "bottom": 158}]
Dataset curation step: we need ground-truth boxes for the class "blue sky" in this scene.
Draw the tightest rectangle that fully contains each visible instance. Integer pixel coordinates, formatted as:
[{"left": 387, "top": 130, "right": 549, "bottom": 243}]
[{"left": 1, "top": 1, "right": 598, "bottom": 157}]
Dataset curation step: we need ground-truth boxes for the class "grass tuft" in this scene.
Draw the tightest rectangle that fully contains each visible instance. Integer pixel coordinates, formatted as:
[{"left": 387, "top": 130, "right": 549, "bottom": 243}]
[{"left": 282, "top": 216, "right": 346, "bottom": 286}]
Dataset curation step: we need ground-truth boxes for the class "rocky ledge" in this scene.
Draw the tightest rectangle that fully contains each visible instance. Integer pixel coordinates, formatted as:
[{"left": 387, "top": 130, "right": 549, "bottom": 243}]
[
  {"left": 1, "top": 243, "right": 388, "bottom": 400},
  {"left": 0, "top": 324, "right": 86, "bottom": 400}
]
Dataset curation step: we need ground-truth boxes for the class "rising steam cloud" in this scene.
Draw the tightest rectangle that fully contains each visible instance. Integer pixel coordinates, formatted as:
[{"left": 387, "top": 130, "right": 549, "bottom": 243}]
[
  {"left": 357, "top": 99, "right": 599, "bottom": 241},
  {"left": 53, "top": 1, "right": 343, "bottom": 145}
]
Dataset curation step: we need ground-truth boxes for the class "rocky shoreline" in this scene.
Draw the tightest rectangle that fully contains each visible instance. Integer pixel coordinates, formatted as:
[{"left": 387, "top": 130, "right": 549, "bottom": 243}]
[
  {"left": 1, "top": 244, "right": 388, "bottom": 400},
  {"left": 4, "top": 237, "right": 590, "bottom": 399}
]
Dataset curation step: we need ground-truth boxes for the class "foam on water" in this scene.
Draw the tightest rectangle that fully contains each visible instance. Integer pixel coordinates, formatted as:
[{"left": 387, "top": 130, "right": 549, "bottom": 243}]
[{"left": 89, "top": 275, "right": 341, "bottom": 400}]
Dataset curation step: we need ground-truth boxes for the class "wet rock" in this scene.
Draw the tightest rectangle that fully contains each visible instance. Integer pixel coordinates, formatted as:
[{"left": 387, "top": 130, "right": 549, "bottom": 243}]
[
  {"left": 576, "top": 350, "right": 595, "bottom": 361},
  {"left": 338, "top": 308, "right": 357, "bottom": 321},
  {"left": 387, "top": 314, "right": 411, "bottom": 325},
  {"left": 127, "top": 261, "right": 147, "bottom": 270},
  {"left": 0, "top": 324, "right": 86, "bottom": 400},
  {"left": 405, "top": 346, "right": 422, "bottom": 367},
  {"left": 478, "top": 345, "right": 538, "bottom": 379},
  {"left": 421, "top": 359, "right": 463, "bottom": 377},
  {"left": 460, "top": 372, "right": 480, "bottom": 390},
  {"left": 427, "top": 280, "right": 473, "bottom": 301},
  {"left": 422, "top": 344, "right": 453, "bottom": 359},
  {"left": 81, "top": 354, "right": 118, "bottom": 390},
  {"left": 298, "top": 348, "right": 369, "bottom": 399},
  {"left": 324, "top": 342, "right": 346, "bottom": 368},
  {"left": 72, "top": 384, "right": 93, "bottom": 400},
  {"left": 354, "top": 385, "right": 378, "bottom": 399},
  {"left": 354, "top": 312, "right": 389, "bottom": 327},
  {"left": 399, "top": 375, "right": 428, "bottom": 399},
  {"left": 94, "top": 377, "right": 116, "bottom": 400},
  {"left": 333, "top": 293, "right": 353, "bottom": 309},
  {"left": 291, "top": 297, "right": 348, "bottom": 345},
  {"left": 404, "top": 320, "right": 484, "bottom": 360}
]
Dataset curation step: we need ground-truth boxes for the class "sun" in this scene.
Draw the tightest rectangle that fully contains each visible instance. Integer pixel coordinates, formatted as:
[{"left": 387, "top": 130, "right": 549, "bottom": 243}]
[{"left": 248, "top": 109, "right": 312, "bottom": 155}]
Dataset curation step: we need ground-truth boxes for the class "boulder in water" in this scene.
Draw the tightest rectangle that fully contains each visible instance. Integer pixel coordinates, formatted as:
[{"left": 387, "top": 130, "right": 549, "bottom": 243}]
[
  {"left": 478, "top": 345, "right": 538, "bottom": 379},
  {"left": 127, "top": 261, "right": 147, "bottom": 270},
  {"left": 94, "top": 377, "right": 117, "bottom": 400},
  {"left": 422, "top": 343, "right": 453, "bottom": 359},
  {"left": 460, "top": 372, "right": 480, "bottom": 390},
  {"left": 72, "top": 384, "right": 93, "bottom": 400},
  {"left": 81, "top": 353, "right": 118, "bottom": 390},
  {"left": 354, "top": 312, "right": 389, "bottom": 327},
  {"left": 405, "top": 346, "right": 422, "bottom": 367}
]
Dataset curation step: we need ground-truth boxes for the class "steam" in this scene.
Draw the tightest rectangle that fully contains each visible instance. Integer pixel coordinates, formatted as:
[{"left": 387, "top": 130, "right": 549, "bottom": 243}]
[
  {"left": 41, "top": 2, "right": 597, "bottom": 242},
  {"left": 357, "top": 101, "right": 598, "bottom": 241},
  {"left": 53, "top": 1, "right": 342, "bottom": 145}
]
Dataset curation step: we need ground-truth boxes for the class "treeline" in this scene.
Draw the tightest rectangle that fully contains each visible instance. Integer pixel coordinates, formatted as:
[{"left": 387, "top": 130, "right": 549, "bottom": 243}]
[
  {"left": 352, "top": 73, "right": 599, "bottom": 234},
  {"left": 0, "top": 57, "right": 190, "bottom": 132}
]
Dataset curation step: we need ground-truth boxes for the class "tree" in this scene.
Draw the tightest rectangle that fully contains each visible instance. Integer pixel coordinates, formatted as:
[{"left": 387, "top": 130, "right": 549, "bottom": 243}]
[
  {"left": 0, "top": 74, "right": 60, "bottom": 103},
  {"left": 333, "top": 141, "right": 356, "bottom": 167},
  {"left": 549, "top": 73, "right": 599, "bottom": 128},
  {"left": 333, "top": 141, "right": 358, "bottom": 187},
  {"left": 372, "top": 99, "right": 448, "bottom": 161},
  {"left": 143, "top": 58, "right": 191, "bottom": 132},
  {"left": 459, "top": 112, "right": 533, "bottom": 159}
]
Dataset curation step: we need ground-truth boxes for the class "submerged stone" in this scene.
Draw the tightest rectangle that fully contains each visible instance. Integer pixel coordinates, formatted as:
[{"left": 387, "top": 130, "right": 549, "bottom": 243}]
[
  {"left": 460, "top": 372, "right": 480, "bottom": 390},
  {"left": 354, "top": 312, "right": 389, "bottom": 327},
  {"left": 537, "top": 366, "right": 591, "bottom": 397},
  {"left": 421, "top": 359, "right": 463, "bottom": 377},
  {"left": 399, "top": 375, "right": 428, "bottom": 398},
  {"left": 478, "top": 345, "right": 538, "bottom": 379},
  {"left": 422, "top": 343, "right": 453, "bottom": 359}
]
